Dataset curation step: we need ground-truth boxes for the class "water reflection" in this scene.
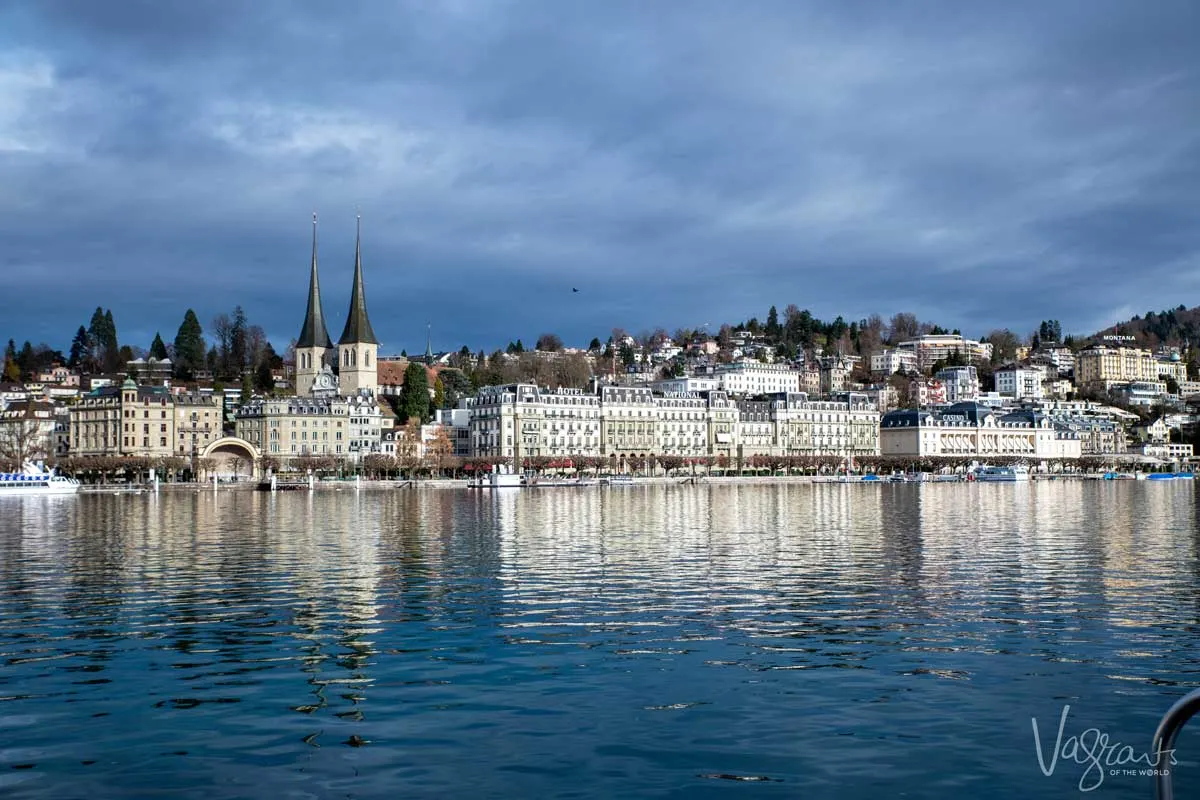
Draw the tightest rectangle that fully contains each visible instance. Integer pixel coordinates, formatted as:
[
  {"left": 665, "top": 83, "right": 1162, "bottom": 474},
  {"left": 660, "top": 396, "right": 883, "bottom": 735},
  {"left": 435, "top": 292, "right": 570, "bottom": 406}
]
[{"left": 1, "top": 483, "right": 1198, "bottom": 798}]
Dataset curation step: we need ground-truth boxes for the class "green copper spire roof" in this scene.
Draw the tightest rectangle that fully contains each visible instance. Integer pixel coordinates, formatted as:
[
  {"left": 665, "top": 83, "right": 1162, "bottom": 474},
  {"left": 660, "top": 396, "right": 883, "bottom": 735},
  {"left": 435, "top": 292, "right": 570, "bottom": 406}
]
[
  {"left": 297, "top": 213, "right": 333, "bottom": 349},
  {"left": 338, "top": 216, "right": 379, "bottom": 345}
]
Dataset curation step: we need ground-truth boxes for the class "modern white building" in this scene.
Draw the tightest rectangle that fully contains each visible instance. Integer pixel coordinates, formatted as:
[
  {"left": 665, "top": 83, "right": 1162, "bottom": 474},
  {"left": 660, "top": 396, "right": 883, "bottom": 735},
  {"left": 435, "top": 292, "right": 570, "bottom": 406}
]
[
  {"left": 713, "top": 361, "right": 801, "bottom": 396},
  {"left": 896, "top": 334, "right": 993, "bottom": 371},
  {"left": 871, "top": 348, "right": 919, "bottom": 376},
  {"left": 995, "top": 364, "right": 1046, "bottom": 400}
]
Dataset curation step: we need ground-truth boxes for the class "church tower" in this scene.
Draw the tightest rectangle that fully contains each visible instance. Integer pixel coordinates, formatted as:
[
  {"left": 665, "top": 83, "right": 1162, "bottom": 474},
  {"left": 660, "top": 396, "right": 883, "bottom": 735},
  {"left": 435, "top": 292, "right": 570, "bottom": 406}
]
[
  {"left": 295, "top": 213, "right": 333, "bottom": 397},
  {"left": 337, "top": 216, "right": 379, "bottom": 396}
]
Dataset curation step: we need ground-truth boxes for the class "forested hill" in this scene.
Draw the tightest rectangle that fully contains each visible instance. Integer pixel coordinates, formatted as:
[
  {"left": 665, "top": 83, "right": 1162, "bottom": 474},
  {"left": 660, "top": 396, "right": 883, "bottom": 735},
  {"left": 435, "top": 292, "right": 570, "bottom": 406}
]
[{"left": 1092, "top": 304, "right": 1200, "bottom": 348}]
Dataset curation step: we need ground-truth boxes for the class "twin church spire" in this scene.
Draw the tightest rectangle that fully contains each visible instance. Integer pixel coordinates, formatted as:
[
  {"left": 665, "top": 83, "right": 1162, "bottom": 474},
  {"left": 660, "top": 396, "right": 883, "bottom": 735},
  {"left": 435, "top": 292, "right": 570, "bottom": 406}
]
[{"left": 295, "top": 213, "right": 379, "bottom": 397}]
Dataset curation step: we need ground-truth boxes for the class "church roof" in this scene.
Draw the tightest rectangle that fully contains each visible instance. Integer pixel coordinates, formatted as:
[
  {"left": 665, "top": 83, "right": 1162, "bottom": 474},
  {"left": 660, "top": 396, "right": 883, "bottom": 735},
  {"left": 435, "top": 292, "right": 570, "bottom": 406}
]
[
  {"left": 338, "top": 217, "right": 379, "bottom": 345},
  {"left": 297, "top": 215, "right": 334, "bottom": 349}
]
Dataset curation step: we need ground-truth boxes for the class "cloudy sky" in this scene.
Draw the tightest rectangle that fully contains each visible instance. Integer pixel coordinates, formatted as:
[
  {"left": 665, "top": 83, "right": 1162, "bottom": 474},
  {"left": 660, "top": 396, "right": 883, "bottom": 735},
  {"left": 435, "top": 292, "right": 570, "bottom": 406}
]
[{"left": 2, "top": 1, "right": 1197, "bottom": 355}]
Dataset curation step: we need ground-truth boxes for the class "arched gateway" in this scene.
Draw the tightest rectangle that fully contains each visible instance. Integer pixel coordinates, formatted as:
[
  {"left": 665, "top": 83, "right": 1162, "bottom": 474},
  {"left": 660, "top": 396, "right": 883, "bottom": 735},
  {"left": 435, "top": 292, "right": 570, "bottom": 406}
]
[{"left": 200, "top": 437, "right": 261, "bottom": 481}]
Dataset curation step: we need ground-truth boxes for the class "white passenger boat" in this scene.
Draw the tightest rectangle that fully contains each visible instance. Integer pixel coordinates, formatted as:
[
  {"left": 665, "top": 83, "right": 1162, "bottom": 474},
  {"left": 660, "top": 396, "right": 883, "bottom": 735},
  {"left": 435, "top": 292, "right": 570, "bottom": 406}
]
[
  {"left": 467, "top": 464, "right": 526, "bottom": 489},
  {"left": 973, "top": 465, "right": 1030, "bottom": 482},
  {"left": 0, "top": 462, "right": 81, "bottom": 496},
  {"left": 601, "top": 475, "right": 636, "bottom": 486}
]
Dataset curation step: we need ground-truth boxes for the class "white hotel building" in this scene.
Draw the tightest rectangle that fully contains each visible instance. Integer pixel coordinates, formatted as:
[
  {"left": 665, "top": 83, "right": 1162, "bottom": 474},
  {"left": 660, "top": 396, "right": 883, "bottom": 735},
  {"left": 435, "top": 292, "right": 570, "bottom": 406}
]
[
  {"left": 880, "top": 403, "right": 1081, "bottom": 460},
  {"left": 871, "top": 348, "right": 919, "bottom": 376},
  {"left": 466, "top": 384, "right": 878, "bottom": 461}
]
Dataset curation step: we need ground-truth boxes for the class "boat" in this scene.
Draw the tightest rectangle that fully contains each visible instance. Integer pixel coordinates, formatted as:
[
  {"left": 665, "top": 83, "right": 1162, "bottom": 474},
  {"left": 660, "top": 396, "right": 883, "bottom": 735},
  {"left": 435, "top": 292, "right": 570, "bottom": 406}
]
[
  {"left": 600, "top": 475, "right": 636, "bottom": 486},
  {"left": 0, "top": 462, "right": 81, "bottom": 496},
  {"left": 1103, "top": 472, "right": 1137, "bottom": 480},
  {"left": 529, "top": 476, "right": 598, "bottom": 488},
  {"left": 467, "top": 464, "right": 526, "bottom": 489},
  {"left": 1146, "top": 472, "right": 1196, "bottom": 481},
  {"left": 973, "top": 465, "right": 1030, "bottom": 482},
  {"left": 932, "top": 473, "right": 961, "bottom": 483}
]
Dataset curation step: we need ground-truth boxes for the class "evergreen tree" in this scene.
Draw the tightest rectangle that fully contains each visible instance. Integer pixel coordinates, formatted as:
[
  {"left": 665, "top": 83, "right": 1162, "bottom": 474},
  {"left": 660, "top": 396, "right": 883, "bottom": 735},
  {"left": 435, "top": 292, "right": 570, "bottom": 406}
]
[
  {"left": 588, "top": 337, "right": 602, "bottom": 351},
  {"left": 68, "top": 326, "right": 91, "bottom": 369},
  {"left": 173, "top": 310, "right": 206, "bottom": 379},
  {"left": 102, "top": 310, "right": 120, "bottom": 371},
  {"left": 16, "top": 341, "right": 35, "bottom": 379},
  {"left": 2, "top": 340, "right": 18, "bottom": 382},
  {"left": 206, "top": 346, "right": 219, "bottom": 375},
  {"left": 230, "top": 305, "right": 248, "bottom": 374},
  {"left": 254, "top": 360, "right": 274, "bottom": 394},
  {"left": 398, "top": 362, "right": 430, "bottom": 423},
  {"left": 765, "top": 306, "right": 781, "bottom": 340},
  {"left": 240, "top": 372, "right": 253, "bottom": 404},
  {"left": 433, "top": 376, "right": 445, "bottom": 409},
  {"left": 149, "top": 332, "right": 168, "bottom": 360}
]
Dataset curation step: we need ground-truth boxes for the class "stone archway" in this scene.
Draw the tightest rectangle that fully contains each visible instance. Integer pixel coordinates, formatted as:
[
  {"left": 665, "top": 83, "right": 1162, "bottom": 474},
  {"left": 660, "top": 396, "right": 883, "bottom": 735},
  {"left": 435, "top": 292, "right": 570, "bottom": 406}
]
[{"left": 200, "top": 436, "right": 262, "bottom": 482}]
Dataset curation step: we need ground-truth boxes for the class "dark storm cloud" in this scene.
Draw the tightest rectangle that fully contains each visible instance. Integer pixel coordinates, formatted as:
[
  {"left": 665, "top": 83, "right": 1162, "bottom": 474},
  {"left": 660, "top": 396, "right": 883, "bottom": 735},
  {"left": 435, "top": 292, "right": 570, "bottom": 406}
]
[{"left": 1, "top": 0, "right": 1197, "bottom": 354}]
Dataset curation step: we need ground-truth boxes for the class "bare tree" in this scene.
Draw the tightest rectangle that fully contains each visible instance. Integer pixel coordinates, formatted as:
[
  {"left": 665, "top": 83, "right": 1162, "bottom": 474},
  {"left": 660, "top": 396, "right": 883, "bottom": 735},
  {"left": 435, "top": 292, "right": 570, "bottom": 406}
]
[
  {"left": 887, "top": 313, "right": 921, "bottom": 344},
  {"left": 0, "top": 418, "right": 50, "bottom": 470}
]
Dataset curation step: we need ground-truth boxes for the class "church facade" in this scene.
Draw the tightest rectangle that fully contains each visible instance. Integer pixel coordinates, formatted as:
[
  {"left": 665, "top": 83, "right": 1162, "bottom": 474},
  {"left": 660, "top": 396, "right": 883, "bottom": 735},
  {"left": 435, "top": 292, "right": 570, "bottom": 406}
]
[{"left": 236, "top": 215, "right": 384, "bottom": 462}]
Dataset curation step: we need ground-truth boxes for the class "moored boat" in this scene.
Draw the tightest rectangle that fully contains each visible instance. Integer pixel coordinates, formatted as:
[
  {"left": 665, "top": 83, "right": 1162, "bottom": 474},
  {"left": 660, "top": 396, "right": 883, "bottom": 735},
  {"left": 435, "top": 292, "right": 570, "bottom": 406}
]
[
  {"left": 0, "top": 462, "right": 81, "bottom": 496},
  {"left": 973, "top": 465, "right": 1030, "bottom": 482}
]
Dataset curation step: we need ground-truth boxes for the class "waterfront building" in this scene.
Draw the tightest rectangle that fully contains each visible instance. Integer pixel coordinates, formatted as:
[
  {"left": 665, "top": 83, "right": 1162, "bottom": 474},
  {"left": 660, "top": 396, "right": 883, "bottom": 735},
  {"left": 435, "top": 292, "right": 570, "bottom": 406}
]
[
  {"left": 935, "top": 365, "right": 980, "bottom": 403},
  {"left": 995, "top": 363, "right": 1046, "bottom": 400},
  {"left": 655, "top": 392, "right": 711, "bottom": 459},
  {"left": 466, "top": 384, "right": 876, "bottom": 463},
  {"left": 468, "top": 384, "right": 602, "bottom": 462},
  {"left": 880, "top": 402, "right": 1082, "bottom": 460},
  {"left": 895, "top": 334, "right": 993, "bottom": 371},
  {"left": 651, "top": 375, "right": 721, "bottom": 394},
  {"left": 766, "top": 391, "right": 879, "bottom": 458},
  {"left": 236, "top": 393, "right": 381, "bottom": 459},
  {"left": 67, "top": 378, "right": 222, "bottom": 458},
  {"left": 1051, "top": 416, "right": 1121, "bottom": 455},
  {"left": 871, "top": 348, "right": 919, "bottom": 376}
]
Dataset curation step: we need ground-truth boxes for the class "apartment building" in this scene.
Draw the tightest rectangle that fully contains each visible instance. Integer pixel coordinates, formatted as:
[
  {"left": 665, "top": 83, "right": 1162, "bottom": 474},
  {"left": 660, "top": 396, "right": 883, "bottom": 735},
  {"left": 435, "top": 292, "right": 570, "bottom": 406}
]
[
  {"left": 236, "top": 393, "right": 382, "bottom": 460},
  {"left": 895, "top": 334, "right": 993, "bottom": 371},
  {"left": 871, "top": 348, "right": 919, "bottom": 376},
  {"left": 995, "top": 363, "right": 1046, "bottom": 400},
  {"left": 713, "top": 361, "right": 800, "bottom": 395},
  {"left": 935, "top": 366, "right": 980, "bottom": 403},
  {"left": 68, "top": 378, "right": 222, "bottom": 458}
]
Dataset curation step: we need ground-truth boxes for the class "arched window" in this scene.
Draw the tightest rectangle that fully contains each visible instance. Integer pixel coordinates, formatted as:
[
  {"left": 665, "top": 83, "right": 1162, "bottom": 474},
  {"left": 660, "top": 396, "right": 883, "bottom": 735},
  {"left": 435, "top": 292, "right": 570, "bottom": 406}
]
[
  {"left": 364, "top": 350, "right": 370, "bottom": 367},
  {"left": 343, "top": 350, "right": 350, "bottom": 368},
  {"left": 351, "top": 349, "right": 357, "bottom": 367}
]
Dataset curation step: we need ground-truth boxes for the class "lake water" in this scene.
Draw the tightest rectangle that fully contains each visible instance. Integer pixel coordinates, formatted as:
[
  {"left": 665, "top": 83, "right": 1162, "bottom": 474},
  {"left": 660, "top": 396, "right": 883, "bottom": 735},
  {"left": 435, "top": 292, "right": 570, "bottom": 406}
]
[{"left": 1, "top": 483, "right": 1198, "bottom": 799}]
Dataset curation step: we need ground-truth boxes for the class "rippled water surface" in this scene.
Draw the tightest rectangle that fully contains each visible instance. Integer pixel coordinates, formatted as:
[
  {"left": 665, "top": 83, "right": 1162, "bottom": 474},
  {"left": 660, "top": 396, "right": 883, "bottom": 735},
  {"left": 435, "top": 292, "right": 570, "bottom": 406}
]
[{"left": 2, "top": 483, "right": 1200, "bottom": 798}]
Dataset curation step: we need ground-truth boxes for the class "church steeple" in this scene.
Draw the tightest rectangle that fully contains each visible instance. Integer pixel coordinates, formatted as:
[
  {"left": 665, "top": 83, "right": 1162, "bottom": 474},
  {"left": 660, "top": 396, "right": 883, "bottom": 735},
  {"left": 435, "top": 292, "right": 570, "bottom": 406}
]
[
  {"left": 297, "top": 213, "right": 332, "bottom": 349},
  {"left": 336, "top": 214, "right": 379, "bottom": 397},
  {"left": 425, "top": 323, "right": 433, "bottom": 364},
  {"left": 338, "top": 215, "right": 378, "bottom": 346}
]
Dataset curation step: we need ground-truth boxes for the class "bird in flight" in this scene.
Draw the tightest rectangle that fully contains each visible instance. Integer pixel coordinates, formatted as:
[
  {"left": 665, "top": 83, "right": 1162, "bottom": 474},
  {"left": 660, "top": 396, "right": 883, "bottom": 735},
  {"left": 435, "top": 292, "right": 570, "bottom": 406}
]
[{"left": 572, "top": 287, "right": 579, "bottom": 293}]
